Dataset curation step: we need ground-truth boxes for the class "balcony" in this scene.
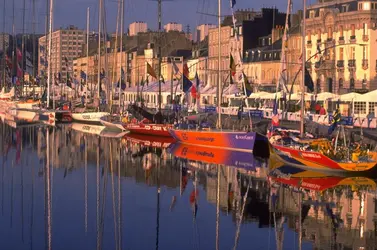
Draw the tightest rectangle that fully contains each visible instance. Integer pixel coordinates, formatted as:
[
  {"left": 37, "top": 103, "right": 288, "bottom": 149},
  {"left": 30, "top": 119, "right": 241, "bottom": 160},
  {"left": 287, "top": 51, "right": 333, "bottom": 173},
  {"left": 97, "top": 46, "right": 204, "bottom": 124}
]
[
  {"left": 350, "top": 35, "right": 356, "bottom": 43},
  {"left": 337, "top": 60, "right": 344, "bottom": 68},
  {"left": 362, "top": 34, "right": 369, "bottom": 42},
  {"left": 348, "top": 59, "right": 356, "bottom": 68},
  {"left": 362, "top": 59, "right": 368, "bottom": 70},
  {"left": 338, "top": 36, "right": 344, "bottom": 44}
]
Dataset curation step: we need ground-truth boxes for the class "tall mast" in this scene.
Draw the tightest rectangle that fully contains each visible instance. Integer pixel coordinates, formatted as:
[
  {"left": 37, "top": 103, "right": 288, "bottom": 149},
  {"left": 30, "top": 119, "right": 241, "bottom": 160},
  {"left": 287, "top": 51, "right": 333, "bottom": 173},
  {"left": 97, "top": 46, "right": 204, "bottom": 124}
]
[
  {"left": 157, "top": 0, "right": 162, "bottom": 114},
  {"left": 1, "top": 0, "right": 5, "bottom": 90},
  {"left": 97, "top": 0, "right": 102, "bottom": 99},
  {"left": 32, "top": 0, "right": 36, "bottom": 80},
  {"left": 111, "top": 0, "right": 121, "bottom": 110},
  {"left": 86, "top": 7, "right": 89, "bottom": 104},
  {"left": 119, "top": 0, "right": 125, "bottom": 110},
  {"left": 300, "top": 0, "right": 306, "bottom": 137},
  {"left": 47, "top": 0, "right": 54, "bottom": 108},
  {"left": 21, "top": 0, "right": 26, "bottom": 97},
  {"left": 11, "top": 0, "right": 15, "bottom": 92},
  {"left": 217, "top": 0, "right": 222, "bottom": 129}
]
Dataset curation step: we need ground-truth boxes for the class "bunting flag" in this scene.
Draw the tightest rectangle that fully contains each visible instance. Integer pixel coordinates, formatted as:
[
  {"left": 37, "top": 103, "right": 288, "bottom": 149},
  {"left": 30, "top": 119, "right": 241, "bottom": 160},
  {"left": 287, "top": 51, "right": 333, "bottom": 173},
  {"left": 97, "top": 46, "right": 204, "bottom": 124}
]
[
  {"left": 146, "top": 62, "right": 157, "bottom": 79},
  {"left": 172, "top": 61, "right": 179, "bottom": 75},
  {"left": 242, "top": 72, "right": 252, "bottom": 97},
  {"left": 80, "top": 70, "right": 87, "bottom": 80},
  {"left": 195, "top": 72, "right": 200, "bottom": 98},
  {"left": 230, "top": 54, "right": 236, "bottom": 76},
  {"left": 183, "top": 63, "right": 189, "bottom": 77},
  {"left": 191, "top": 85, "right": 197, "bottom": 99},
  {"left": 16, "top": 48, "right": 22, "bottom": 62},
  {"left": 182, "top": 74, "right": 193, "bottom": 93},
  {"left": 304, "top": 68, "right": 314, "bottom": 92},
  {"left": 231, "top": 0, "right": 236, "bottom": 8},
  {"left": 328, "top": 108, "right": 340, "bottom": 135}
]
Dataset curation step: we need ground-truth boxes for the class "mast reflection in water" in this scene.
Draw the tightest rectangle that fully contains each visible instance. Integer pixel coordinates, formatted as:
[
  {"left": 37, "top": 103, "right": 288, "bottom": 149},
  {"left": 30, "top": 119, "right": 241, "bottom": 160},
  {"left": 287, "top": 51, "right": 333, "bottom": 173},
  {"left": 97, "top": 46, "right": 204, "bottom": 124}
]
[{"left": 1, "top": 123, "right": 377, "bottom": 249}]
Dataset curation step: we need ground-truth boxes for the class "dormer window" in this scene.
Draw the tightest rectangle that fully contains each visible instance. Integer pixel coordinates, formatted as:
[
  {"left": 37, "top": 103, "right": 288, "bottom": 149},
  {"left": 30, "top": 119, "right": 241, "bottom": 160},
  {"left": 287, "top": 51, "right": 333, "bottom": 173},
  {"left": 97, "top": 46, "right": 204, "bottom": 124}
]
[{"left": 341, "top": 4, "right": 349, "bottom": 12}]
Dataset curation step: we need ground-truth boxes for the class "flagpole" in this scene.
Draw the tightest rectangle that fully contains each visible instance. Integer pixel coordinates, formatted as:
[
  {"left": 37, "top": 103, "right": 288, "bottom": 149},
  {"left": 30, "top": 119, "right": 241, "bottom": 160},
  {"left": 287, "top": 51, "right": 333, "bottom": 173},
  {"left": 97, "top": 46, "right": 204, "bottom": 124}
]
[
  {"left": 2, "top": 0, "right": 6, "bottom": 90},
  {"left": 300, "top": 0, "right": 306, "bottom": 138},
  {"left": 170, "top": 58, "right": 173, "bottom": 109},
  {"left": 86, "top": 7, "right": 89, "bottom": 105},
  {"left": 47, "top": 0, "right": 54, "bottom": 109},
  {"left": 119, "top": 0, "right": 124, "bottom": 111},
  {"left": 21, "top": 0, "right": 26, "bottom": 97}
]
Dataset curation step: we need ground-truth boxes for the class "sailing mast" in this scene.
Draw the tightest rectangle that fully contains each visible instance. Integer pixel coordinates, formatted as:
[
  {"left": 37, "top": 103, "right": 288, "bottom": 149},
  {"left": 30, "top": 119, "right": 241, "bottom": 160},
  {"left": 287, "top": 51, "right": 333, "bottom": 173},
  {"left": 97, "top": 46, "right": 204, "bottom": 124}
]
[
  {"left": 11, "top": 0, "right": 15, "bottom": 93},
  {"left": 32, "top": 0, "right": 37, "bottom": 94},
  {"left": 157, "top": 0, "right": 162, "bottom": 114},
  {"left": 47, "top": 0, "right": 54, "bottom": 108},
  {"left": 111, "top": 0, "right": 121, "bottom": 111},
  {"left": 217, "top": 0, "right": 222, "bottom": 129},
  {"left": 1, "top": 0, "right": 5, "bottom": 89},
  {"left": 97, "top": 0, "right": 102, "bottom": 100},
  {"left": 21, "top": 0, "right": 26, "bottom": 97},
  {"left": 119, "top": 0, "right": 125, "bottom": 110},
  {"left": 86, "top": 7, "right": 89, "bottom": 104},
  {"left": 300, "top": 0, "right": 306, "bottom": 137}
]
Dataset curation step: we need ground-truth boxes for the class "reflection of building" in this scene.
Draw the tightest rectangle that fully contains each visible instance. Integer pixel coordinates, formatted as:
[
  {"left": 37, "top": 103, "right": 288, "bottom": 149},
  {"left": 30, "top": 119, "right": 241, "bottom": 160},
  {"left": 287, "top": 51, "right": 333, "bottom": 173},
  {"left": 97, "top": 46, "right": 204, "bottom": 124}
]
[{"left": 305, "top": 0, "right": 377, "bottom": 93}]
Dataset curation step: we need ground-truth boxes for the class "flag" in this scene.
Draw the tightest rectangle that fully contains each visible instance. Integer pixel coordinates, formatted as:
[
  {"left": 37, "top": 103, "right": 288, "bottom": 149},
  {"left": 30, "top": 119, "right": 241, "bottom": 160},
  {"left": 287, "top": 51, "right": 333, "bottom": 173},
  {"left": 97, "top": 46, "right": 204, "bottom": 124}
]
[
  {"left": 191, "top": 85, "right": 197, "bottom": 99},
  {"left": 182, "top": 74, "right": 193, "bottom": 93},
  {"left": 146, "top": 62, "right": 157, "bottom": 78},
  {"left": 230, "top": 54, "right": 236, "bottom": 76},
  {"left": 80, "top": 70, "right": 87, "bottom": 80},
  {"left": 183, "top": 63, "right": 189, "bottom": 77},
  {"left": 328, "top": 108, "right": 340, "bottom": 135},
  {"left": 17, "top": 64, "right": 23, "bottom": 78},
  {"left": 172, "top": 61, "right": 179, "bottom": 75},
  {"left": 195, "top": 72, "right": 200, "bottom": 94},
  {"left": 242, "top": 72, "right": 252, "bottom": 97},
  {"left": 304, "top": 68, "right": 314, "bottom": 92},
  {"left": 16, "top": 48, "right": 22, "bottom": 62},
  {"left": 231, "top": 0, "right": 236, "bottom": 8}
]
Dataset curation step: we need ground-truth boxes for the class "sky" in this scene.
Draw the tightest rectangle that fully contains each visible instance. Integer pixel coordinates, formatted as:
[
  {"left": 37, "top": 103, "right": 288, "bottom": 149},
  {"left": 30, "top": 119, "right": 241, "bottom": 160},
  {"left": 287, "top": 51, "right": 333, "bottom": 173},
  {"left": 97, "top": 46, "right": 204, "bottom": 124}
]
[{"left": 0, "top": 0, "right": 306, "bottom": 35}]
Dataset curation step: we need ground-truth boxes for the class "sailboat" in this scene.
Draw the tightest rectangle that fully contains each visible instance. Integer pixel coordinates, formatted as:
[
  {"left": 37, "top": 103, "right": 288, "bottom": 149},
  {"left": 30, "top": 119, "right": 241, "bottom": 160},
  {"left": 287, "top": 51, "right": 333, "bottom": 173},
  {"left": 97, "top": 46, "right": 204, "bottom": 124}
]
[
  {"left": 265, "top": 0, "right": 377, "bottom": 173},
  {"left": 71, "top": 1, "right": 109, "bottom": 123}
]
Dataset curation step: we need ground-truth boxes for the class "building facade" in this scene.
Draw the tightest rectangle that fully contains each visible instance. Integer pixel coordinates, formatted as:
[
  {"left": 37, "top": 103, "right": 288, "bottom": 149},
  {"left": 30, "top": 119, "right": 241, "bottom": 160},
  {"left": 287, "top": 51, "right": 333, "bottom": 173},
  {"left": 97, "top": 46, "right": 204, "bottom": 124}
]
[
  {"left": 305, "top": 0, "right": 377, "bottom": 94},
  {"left": 196, "top": 24, "right": 216, "bottom": 42},
  {"left": 164, "top": 22, "right": 183, "bottom": 32},
  {"left": 129, "top": 22, "right": 147, "bottom": 36},
  {"left": 0, "top": 33, "right": 10, "bottom": 53},
  {"left": 38, "top": 25, "right": 85, "bottom": 82}
]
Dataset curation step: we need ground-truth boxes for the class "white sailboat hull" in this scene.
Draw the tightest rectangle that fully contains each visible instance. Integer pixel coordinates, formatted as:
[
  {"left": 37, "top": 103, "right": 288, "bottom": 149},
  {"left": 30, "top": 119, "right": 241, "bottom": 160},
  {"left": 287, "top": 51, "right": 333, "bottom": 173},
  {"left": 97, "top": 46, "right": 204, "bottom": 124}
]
[
  {"left": 100, "top": 117, "right": 126, "bottom": 131},
  {"left": 72, "top": 112, "right": 110, "bottom": 122},
  {"left": 71, "top": 123, "right": 106, "bottom": 135}
]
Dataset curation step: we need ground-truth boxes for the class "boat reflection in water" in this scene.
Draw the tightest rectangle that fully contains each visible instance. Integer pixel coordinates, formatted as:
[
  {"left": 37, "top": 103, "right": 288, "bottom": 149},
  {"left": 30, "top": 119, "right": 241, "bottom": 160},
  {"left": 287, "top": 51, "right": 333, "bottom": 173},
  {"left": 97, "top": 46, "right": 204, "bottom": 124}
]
[{"left": 2, "top": 122, "right": 377, "bottom": 250}]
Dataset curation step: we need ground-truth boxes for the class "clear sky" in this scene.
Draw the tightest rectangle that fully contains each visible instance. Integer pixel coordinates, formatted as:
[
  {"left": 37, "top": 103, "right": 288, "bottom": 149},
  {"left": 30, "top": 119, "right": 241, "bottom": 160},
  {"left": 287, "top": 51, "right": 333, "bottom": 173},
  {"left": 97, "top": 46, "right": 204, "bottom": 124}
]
[{"left": 1, "top": 0, "right": 305, "bottom": 35}]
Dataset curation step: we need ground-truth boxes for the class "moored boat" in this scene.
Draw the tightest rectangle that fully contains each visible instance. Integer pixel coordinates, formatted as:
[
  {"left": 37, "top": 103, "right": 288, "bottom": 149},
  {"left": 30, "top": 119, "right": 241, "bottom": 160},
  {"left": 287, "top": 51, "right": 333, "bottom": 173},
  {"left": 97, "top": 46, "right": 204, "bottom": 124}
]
[
  {"left": 100, "top": 115, "right": 126, "bottom": 131},
  {"left": 121, "top": 133, "right": 175, "bottom": 148},
  {"left": 124, "top": 122, "right": 173, "bottom": 137},
  {"left": 71, "top": 111, "right": 110, "bottom": 123},
  {"left": 168, "top": 129, "right": 270, "bottom": 157}
]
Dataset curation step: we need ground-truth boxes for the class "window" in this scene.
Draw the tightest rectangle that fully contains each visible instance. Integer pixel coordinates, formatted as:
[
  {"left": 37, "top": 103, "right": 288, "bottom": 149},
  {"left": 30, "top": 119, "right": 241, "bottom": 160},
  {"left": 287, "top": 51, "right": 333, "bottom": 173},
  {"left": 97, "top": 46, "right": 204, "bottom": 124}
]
[
  {"left": 351, "top": 47, "right": 355, "bottom": 59},
  {"left": 328, "top": 27, "right": 333, "bottom": 39},
  {"left": 369, "top": 102, "right": 377, "bottom": 115},
  {"left": 363, "top": 46, "right": 367, "bottom": 59},
  {"left": 363, "top": 23, "right": 368, "bottom": 35},
  {"left": 309, "top": 11, "right": 315, "bottom": 18},
  {"left": 354, "top": 102, "right": 367, "bottom": 114},
  {"left": 339, "top": 25, "right": 344, "bottom": 37},
  {"left": 317, "top": 29, "right": 321, "bottom": 40},
  {"left": 339, "top": 78, "right": 344, "bottom": 88},
  {"left": 363, "top": 2, "right": 371, "bottom": 10},
  {"left": 351, "top": 24, "right": 356, "bottom": 36},
  {"left": 339, "top": 47, "right": 344, "bottom": 60},
  {"left": 359, "top": 2, "right": 363, "bottom": 9}
]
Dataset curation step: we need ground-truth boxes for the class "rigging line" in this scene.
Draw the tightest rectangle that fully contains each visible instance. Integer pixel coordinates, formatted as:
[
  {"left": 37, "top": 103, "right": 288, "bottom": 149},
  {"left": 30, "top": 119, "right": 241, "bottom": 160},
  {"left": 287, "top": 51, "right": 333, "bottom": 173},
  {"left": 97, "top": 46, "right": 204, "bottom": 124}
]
[{"left": 99, "top": 150, "right": 109, "bottom": 250}]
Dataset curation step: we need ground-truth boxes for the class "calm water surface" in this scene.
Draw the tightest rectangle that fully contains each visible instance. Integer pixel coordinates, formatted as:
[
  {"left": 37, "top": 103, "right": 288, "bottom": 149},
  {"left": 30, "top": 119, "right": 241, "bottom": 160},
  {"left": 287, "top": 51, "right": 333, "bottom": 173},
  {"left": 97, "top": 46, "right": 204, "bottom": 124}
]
[{"left": 0, "top": 123, "right": 374, "bottom": 250}]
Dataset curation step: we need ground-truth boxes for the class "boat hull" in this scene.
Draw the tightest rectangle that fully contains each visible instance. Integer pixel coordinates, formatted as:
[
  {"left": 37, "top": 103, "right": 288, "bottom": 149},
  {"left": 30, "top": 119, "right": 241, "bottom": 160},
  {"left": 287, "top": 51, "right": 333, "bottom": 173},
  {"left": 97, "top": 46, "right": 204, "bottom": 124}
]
[
  {"left": 122, "top": 134, "right": 175, "bottom": 148},
  {"left": 72, "top": 112, "right": 110, "bottom": 123},
  {"left": 100, "top": 116, "right": 125, "bottom": 131},
  {"left": 125, "top": 123, "right": 172, "bottom": 137},
  {"left": 168, "top": 129, "right": 269, "bottom": 157},
  {"left": 271, "top": 144, "right": 377, "bottom": 173}
]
